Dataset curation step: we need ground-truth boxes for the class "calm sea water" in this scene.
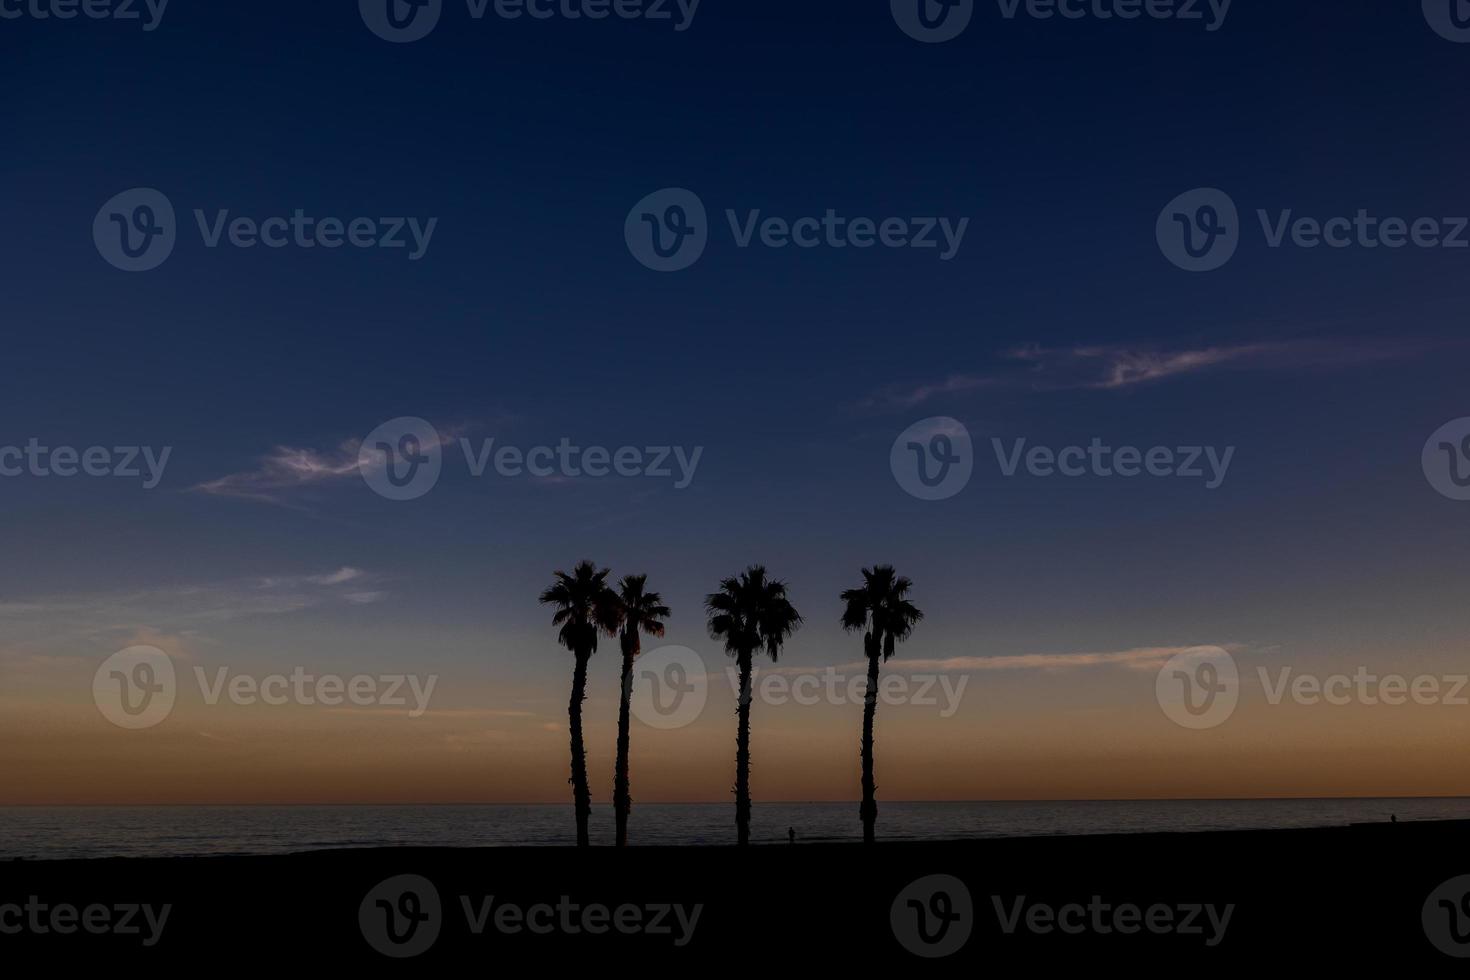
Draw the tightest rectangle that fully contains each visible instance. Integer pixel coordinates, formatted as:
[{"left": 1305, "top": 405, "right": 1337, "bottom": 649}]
[{"left": 4, "top": 799, "right": 1469, "bottom": 861}]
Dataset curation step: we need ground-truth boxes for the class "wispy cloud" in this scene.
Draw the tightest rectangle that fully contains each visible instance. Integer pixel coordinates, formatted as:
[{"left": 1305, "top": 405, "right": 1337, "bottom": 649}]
[
  {"left": 863, "top": 338, "right": 1436, "bottom": 410},
  {"left": 1013, "top": 343, "right": 1282, "bottom": 390},
  {"left": 309, "top": 567, "right": 363, "bottom": 586},
  {"left": 900, "top": 645, "right": 1210, "bottom": 673},
  {"left": 0, "top": 569, "right": 388, "bottom": 652},
  {"left": 191, "top": 428, "right": 461, "bottom": 504},
  {"left": 744, "top": 645, "right": 1234, "bottom": 676},
  {"left": 868, "top": 374, "right": 999, "bottom": 410},
  {"left": 191, "top": 441, "right": 366, "bottom": 502}
]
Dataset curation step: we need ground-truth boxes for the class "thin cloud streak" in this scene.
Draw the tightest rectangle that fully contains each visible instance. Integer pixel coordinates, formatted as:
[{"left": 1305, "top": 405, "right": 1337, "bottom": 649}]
[
  {"left": 0, "top": 570, "right": 389, "bottom": 653},
  {"left": 901, "top": 646, "right": 1207, "bottom": 673},
  {"left": 864, "top": 338, "right": 1440, "bottom": 410},
  {"left": 729, "top": 645, "right": 1230, "bottom": 677},
  {"left": 191, "top": 427, "right": 462, "bottom": 504}
]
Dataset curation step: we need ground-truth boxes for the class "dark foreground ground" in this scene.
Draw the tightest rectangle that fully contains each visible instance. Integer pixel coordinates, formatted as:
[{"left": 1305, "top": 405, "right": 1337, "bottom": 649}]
[{"left": 5, "top": 820, "right": 1470, "bottom": 968}]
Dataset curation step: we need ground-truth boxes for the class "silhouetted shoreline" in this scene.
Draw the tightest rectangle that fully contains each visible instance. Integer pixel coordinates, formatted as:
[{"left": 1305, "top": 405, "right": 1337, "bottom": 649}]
[{"left": 6, "top": 820, "right": 1464, "bottom": 967}]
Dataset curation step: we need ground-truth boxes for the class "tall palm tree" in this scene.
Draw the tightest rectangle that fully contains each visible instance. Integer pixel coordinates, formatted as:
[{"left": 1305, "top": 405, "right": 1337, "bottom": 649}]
[
  {"left": 841, "top": 565, "right": 923, "bottom": 844},
  {"left": 706, "top": 566, "right": 802, "bottom": 846},
  {"left": 539, "top": 560, "right": 620, "bottom": 847},
  {"left": 611, "top": 574, "right": 670, "bottom": 847}
]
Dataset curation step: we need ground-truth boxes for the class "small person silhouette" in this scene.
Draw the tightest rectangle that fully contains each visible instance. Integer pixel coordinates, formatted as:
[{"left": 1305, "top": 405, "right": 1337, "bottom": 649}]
[
  {"left": 788, "top": 827, "right": 796, "bottom": 845},
  {"left": 1391, "top": 814, "right": 1398, "bottom": 824}
]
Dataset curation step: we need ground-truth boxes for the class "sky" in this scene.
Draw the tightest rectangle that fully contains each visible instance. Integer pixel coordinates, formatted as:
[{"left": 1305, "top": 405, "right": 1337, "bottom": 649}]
[{"left": 4, "top": 1, "right": 1470, "bottom": 805}]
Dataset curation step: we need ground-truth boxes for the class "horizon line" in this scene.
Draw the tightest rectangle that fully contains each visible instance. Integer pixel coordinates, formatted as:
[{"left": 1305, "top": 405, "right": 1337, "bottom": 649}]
[{"left": 6, "top": 794, "right": 1468, "bottom": 808}]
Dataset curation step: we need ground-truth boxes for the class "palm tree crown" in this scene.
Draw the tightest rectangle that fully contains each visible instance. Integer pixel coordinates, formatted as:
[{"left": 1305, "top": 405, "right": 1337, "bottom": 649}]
[
  {"left": 616, "top": 574, "right": 671, "bottom": 645},
  {"left": 539, "top": 560, "right": 621, "bottom": 653},
  {"left": 840, "top": 565, "right": 923, "bottom": 659},
  {"left": 706, "top": 565, "right": 802, "bottom": 661}
]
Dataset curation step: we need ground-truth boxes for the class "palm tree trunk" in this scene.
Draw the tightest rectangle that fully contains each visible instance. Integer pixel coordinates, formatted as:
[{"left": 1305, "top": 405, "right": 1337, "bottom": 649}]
[
  {"left": 734, "top": 650, "right": 754, "bottom": 846},
  {"left": 568, "top": 650, "right": 592, "bottom": 847},
  {"left": 859, "top": 634, "right": 881, "bottom": 845},
  {"left": 613, "top": 632, "right": 636, "bottom": 847}
]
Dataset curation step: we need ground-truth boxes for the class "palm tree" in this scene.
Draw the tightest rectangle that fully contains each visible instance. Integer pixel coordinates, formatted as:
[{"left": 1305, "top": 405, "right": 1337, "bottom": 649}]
[
  {"left": 611, "top": 574, "right": 670, "bottom": 847},
  {"left": 841, "top": 565, "right": 923, "bottom": 844},
  {"left": 539, "top": 560, "right": 621, "bottom": 847},
  {"left": 706, "top": 566, "right": 802, "bottom": 846}
]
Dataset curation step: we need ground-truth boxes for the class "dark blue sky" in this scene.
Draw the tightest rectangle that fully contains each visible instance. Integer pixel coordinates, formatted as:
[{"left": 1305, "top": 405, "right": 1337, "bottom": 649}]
[{"left": 4, "top": 0, "right": 1470, "bottom": 775}]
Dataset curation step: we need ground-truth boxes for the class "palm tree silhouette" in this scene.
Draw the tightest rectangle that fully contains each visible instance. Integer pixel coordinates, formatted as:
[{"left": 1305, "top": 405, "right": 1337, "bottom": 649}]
[
  {"left": 841, "top": 565, "right": 923, "bottom": 845},
  {"left": 706, "top": 566, "right": 802, "bottom": 846},
  {"left": 539, "top": 560, "right": 620, "bottom": 847},
  {"left": 611, "top": 574, "right": 670, "bottom": 847}
]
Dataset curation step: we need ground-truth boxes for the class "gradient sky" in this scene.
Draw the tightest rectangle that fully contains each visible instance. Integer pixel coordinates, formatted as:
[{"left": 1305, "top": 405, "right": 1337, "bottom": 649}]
[{"left": 4, "top": 1, "right": 1470, "bottom": 805}]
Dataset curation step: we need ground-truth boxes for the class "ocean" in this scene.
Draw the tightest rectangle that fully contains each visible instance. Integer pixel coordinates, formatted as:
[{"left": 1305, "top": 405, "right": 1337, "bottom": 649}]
[{"left": 4, "top": 798, "right": 1470, "bottom": 861}]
